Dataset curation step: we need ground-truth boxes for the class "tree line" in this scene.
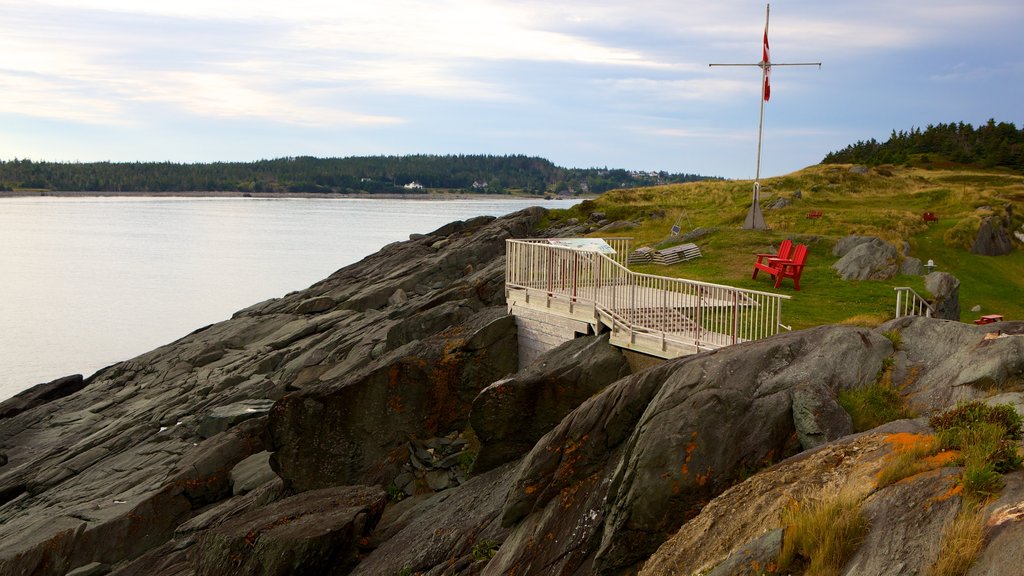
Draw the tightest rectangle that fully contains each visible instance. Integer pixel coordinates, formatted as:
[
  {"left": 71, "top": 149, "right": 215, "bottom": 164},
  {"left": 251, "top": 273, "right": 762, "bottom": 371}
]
[
  {"left": 822, "top": 119, "right": 1024, "bottom": 171},
  {"left": 0, "top": 154, "right": 714, "bottom": 194}
]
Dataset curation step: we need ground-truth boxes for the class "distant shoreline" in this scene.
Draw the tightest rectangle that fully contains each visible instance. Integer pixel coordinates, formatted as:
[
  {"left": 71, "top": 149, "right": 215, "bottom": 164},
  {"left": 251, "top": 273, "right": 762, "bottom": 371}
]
[{"left": 0, "top": 190, "right": 588, "bottom": 201}]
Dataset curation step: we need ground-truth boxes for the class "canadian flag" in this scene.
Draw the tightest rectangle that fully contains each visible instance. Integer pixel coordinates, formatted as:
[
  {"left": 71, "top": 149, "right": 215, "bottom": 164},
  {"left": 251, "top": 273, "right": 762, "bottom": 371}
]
[{"left": 762, "top": 28, "right": 771, "bottom": 101}]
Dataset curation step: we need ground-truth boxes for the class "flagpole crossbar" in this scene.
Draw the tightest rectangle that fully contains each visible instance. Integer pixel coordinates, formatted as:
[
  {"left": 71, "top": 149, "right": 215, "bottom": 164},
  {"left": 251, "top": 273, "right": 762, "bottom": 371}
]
[{"left": 707, "top": 3, "right": 821, "bottom": 231}]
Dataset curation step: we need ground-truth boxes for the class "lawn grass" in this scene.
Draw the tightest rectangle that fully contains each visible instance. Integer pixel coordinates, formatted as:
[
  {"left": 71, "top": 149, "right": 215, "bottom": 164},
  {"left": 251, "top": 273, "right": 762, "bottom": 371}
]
[{"left": 556, "top": 164, "right": 1023, "bottom": 328}]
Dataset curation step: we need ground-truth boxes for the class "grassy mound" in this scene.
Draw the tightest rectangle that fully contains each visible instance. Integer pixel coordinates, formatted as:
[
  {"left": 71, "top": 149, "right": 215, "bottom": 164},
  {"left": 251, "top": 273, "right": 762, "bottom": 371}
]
[{"left": 552, "top": 164, "right": 1023, "bottom": 328}]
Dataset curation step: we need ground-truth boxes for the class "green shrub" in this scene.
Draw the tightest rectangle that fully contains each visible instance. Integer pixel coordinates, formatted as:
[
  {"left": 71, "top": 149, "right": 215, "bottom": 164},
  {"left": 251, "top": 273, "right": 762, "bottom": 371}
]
[
  {"left": 471, "top": 539, "right": 498, "bottom": 562},
  {"left": 929, "top": 402, "right": 1023, "bottom": 499},
  {"left": 839, "top": 382, "right": 914, "bottom": 432},
  {"left": 929, "top": 402, "right": 1023, "bottom": 442},
  {"left": 882, "top": 329, "right": 903, "bottom": 350}
]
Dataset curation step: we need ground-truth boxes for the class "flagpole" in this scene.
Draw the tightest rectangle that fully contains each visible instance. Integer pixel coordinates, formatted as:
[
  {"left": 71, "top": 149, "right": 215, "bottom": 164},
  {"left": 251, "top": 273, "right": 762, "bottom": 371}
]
[
  {"left": 755, "top": 3, "right": 769, "bottom": 184},
  {"left": 709, "top": 3, "right": 820, "bottom": 230}
]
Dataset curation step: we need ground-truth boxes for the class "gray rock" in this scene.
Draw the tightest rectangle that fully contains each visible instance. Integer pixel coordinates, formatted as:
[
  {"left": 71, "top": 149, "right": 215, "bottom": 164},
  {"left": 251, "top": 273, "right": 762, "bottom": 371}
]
[
  {"left": 972, "top": 304, "right": 982, "bottom": 312},
  {"left": 832, "top": 235, "right": 875, "bottom": 257},
  {"left": 832, "top": 237, "right": 899, "bottom": 280},
  {"left": 229, "top": 451, "right": 278, "bottom": 496},
  {"left": 597, "top": 220, "right": 637, "bottom": 233},
  {"left": 791, "top": 381, "right": 854, "bottom": 450},
  {"left": 198, "top": 399, "right": 276, "bottom": 439},
  {"left": 352, "top": 462, "right": 518, "bottom": 576},
  {"left": 842, "top": 467, "right": 962, "bottom": 575},
  {"left": 294, "top": 296, "right": 336, "bottom": 314},
  {"left": 424, "top": 470, "right": 451, "bottom": 491},
  {"left": 471, "top": 333, "right": 632, "bottom": 473},
  {"left": 706, "top": 529, "right": 783, "bottom": 576},
  {"left": 969, "top": 472, "right": 1024, "bottom": 575},
  {"left": 849, "top": 165, "right": 869, "bottom": 174},
  {"left": 0, "top": 374, "right": 84, "bottom": 420},
  {"left": 972, "top": 215, "right": 1014, "bottom": 255},
  {"left": 899, "top": 256, "right": 923, "bottom": 276},
  {"left": 493, "top": 325, "right": 891, "bottom": 575},
  {"left": 924, "top": 271, "right": 960, "bottom": 321},
  {"left": 269, "top": 308, "right": 518, "bottom": 491},
  {"left": 192, "top": 485, "right": 386, "bottom": 576},
  {"left": 765, "top": 196, "right": 791, "bottom": 210},
  {"left": 589, "top": 211, "right": 606, "bottom": 223},
  {"left": 387, "top": 288, "right": 408, "bottom": 306},
  {"left": 65, "top": 562, "right": 111, "bottom": 576},
  {"left": 879, "top": 316, "right": 1024, "bottom": 412}
]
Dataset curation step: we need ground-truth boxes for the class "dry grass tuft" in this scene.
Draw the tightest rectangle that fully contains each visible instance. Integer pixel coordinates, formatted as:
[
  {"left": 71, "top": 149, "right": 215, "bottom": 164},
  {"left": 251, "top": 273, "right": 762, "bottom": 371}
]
[
  {"left": 928, "top": 502, "right": 987, "bottom": 576},
  {"left": 778, "top": 489, "right": 869, "bottom": 576}
]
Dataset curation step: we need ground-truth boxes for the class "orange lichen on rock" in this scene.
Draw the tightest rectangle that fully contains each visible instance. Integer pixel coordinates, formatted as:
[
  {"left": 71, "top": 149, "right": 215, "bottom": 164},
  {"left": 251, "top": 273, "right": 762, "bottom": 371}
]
[
  {"left": 936, "top": 482, "right": 964, "bottom": 502},
  {"left": 884, "top": 432, "right": 935, "bottom": 450},
  {"left": 922, "top": 450, "right": 959, "bottom": 467}
]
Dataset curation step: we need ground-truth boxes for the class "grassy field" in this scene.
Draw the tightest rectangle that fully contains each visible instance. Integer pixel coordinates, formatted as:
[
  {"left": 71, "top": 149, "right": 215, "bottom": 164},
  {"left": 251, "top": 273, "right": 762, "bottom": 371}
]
[{"left": 546, "top": 164, "right": 1023, "bottom": 330}]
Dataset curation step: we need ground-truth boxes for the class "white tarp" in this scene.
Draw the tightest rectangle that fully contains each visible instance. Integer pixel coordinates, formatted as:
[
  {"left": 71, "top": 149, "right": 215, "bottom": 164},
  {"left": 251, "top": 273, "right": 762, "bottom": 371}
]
[{"left": 546, "top": 238, "right": 616, "bottom": 254}]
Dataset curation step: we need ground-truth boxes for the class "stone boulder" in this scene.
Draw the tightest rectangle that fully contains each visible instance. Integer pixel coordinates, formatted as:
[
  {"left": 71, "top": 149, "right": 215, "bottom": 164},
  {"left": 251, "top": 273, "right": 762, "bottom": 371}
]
[
  {"left": 268, "top": 307, "right": 518, "bottom": 491},
  {"left": 791, "top": 380, "right": 854, "bottom": 450},
  {"left": 880, "top": 316, "right": 1024, "bottom": 413},
  {"left": 350, "top": 462, "right": 519, "bottom": 576},
  {"left": 972, "top": 215, "right": 1014, "bottom": 255},
  {"left": 900, "top": 256, "right": 923, "bottom": 276},
  {"left": 0, "top": 374, "right": 84, "bottom": 420},
  {"left": 192, "top": 485, "right": 386, "bottom": 576},
  {"left": 924, "top": 271, "right": 960, "bottom": 321},
  {"left": 470, "top": 333, "right": 632, "bottom": 472},
  {"left": 489, "top": 325, "right": 891, "bottom": 575},
  {"left": 198, "top": 399, "right": 276, "bottom": 439},
  {"left": 639, "top": 420, "right": 955, "bottom": 576},
  {"left": 832, "top": 236, "right": 899, "bottom": 280}
]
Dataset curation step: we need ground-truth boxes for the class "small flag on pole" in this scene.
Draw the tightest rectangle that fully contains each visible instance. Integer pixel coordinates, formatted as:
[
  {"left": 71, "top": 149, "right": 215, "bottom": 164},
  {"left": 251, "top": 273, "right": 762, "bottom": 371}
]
[{"left": 762, "top": 29, "right": 771, "bottom": 101}]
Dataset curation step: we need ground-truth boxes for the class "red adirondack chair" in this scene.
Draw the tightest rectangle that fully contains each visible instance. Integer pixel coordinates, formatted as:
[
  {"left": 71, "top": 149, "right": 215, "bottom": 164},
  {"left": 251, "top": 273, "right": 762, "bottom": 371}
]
[
  {"left": 753, "top": 243, "right": 808, "bottom": 290},
  {"left": 752, "top": 239, "right": 792, "bottom": 280}
]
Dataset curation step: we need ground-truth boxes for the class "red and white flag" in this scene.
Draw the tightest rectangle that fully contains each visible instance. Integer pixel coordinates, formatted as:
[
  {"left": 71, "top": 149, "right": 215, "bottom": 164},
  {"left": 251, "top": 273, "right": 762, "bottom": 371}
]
[{"left": 762, "top": 28, "right": 771, "bottom": 101}]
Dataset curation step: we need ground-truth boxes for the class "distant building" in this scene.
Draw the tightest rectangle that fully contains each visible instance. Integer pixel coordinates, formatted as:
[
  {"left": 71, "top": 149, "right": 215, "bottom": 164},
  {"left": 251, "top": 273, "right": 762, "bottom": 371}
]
[
  {"left": 404, "top": 181, "right": 424, "bottom": 190},
  {"left": 472, "top": 180, "right": 489, "bottom": 190}
]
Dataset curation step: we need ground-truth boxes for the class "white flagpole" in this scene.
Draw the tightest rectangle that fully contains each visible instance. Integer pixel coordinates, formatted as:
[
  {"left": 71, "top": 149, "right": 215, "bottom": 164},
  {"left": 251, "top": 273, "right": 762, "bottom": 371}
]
[{"left": 709, "top": 3, "right": 820, "bottom": 231}]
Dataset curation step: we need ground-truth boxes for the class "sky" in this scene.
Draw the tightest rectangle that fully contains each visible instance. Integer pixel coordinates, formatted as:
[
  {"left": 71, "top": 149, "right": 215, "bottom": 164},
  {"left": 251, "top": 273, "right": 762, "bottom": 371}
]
[{"left": 1, "top": 0, "right": 1022, "bottom": 179}]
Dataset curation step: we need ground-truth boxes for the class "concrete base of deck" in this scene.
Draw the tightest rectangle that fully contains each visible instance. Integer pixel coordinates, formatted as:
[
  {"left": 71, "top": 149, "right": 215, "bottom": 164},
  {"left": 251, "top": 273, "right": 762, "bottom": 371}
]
[{"left": 507, "top": 286, "right": 706, "bottom": 368}]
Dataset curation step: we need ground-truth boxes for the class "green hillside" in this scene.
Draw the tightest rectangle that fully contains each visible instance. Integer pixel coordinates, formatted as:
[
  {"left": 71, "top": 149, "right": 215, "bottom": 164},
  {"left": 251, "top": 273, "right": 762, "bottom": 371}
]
[{"left": 548, "top": 164, "right": 1024, "bottom": 329}]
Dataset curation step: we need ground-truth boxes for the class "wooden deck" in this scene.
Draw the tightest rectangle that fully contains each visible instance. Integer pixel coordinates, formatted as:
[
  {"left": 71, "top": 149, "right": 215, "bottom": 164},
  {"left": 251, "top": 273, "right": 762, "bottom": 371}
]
[{"left": 506, "top": 239, "right": 791, "bottom": 364}]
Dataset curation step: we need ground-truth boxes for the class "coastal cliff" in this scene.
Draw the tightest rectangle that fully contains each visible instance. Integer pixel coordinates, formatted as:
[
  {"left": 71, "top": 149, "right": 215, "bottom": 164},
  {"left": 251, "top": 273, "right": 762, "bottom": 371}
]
[{"left": 1, "top": 207, "right": 1023, "bottom": 576}]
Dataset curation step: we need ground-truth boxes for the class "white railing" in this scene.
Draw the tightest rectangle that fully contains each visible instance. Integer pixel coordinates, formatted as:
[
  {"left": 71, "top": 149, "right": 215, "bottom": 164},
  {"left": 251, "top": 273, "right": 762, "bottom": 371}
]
[
  {"left": 506, "top": 239, "right": 791, "bottom": 351},
  {"left": 894, "top": 287, "right": 933, "bottom": 318}
]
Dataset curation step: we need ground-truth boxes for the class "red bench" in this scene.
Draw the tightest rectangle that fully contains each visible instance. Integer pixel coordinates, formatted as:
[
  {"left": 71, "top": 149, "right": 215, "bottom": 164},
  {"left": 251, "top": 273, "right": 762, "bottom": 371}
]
[
  {"left": 923, "top": 212, "right": 938, "bottom": 222},
  {"left": 752, "top": 243, "right": 808, "bottom": 290},
  {"left": 807, "top": 210, "right": 822, "bottom": 219}
]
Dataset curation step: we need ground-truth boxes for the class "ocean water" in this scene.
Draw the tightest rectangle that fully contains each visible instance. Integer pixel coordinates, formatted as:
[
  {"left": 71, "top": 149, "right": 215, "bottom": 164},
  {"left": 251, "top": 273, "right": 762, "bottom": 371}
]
[{"left": 0, "top": 195, "right": 578, "bottom": 401}]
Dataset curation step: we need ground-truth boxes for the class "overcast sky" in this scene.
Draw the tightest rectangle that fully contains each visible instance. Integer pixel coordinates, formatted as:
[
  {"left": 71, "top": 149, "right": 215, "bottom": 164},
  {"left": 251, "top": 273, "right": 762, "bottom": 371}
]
[{"left": 2, "top": 0, "right": 1021, "bottom": 179}]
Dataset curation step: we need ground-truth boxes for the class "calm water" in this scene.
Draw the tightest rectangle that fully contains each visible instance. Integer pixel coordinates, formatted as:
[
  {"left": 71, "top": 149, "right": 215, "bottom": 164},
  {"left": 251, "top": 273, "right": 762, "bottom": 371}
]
[{"left": 0, "top": 196, "right": 577, "bottom": 400}]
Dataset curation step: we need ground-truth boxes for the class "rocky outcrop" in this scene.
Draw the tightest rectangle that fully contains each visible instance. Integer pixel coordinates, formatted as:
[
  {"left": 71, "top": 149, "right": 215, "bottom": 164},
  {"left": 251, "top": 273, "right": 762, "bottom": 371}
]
[
  {"left": 0, "top": 208, "right": 544, "bottom": 576},
  {"left": 192, "top": 485, "right": 386, "bottom": 576},
  {"left": 470, "top": 333, "right": 631, "bottom": 472},
  {"left": 924, "top": 271, "right": 961, "bottom": 321},
  {"left": 0, "top": 374, "right": 84, "bottom": 419},
  {"left": 2, "top": 202, "right": 1024, "bottom": 576},
  {"left": 972, "top": 214, "right": 1014, "bottom": 255},
  {"left": 832, "top": 235, "right": 900, "bottom": 280},
  {"left": 267, "top": 307, "right": 517, "bottom": 491},
  {"left": 882, "top": 316, "right": 1024, "bottom": 412}
]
